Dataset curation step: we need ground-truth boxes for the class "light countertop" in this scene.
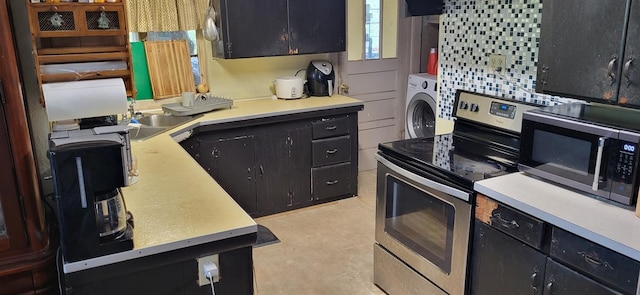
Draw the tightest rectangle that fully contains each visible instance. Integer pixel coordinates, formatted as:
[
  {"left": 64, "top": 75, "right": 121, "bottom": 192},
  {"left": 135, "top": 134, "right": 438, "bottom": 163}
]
[
  {"left": 475, "top": 172, "right": 640, "bottom": 262},
  {"left": 63, "top": 95, "right": 364, "bottom": 273}
]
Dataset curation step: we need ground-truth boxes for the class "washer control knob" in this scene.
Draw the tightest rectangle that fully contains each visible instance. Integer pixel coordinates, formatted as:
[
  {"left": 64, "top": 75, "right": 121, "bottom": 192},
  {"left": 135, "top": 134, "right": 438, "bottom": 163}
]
[
  {"left": 459, "top": 101, "right": 469, "bottom": 110},
  {"left": 421, "top": 81, "right": 428, "bottom": 89},
  {"left": 470, "top": 103, "right": 480, "bottom": 112}
]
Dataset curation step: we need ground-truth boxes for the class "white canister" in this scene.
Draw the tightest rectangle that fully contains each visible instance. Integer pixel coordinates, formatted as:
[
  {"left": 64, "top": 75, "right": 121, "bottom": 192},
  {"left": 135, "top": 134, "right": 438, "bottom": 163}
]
[{"left": 274, "top": 76, "right": 305, "bottom": 99}]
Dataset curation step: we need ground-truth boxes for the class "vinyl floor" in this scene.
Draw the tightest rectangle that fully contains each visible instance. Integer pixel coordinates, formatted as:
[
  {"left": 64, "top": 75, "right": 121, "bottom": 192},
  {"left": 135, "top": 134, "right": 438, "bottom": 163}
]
[{"left": 253, "top": 169, "right": 385, "bottom": 295}]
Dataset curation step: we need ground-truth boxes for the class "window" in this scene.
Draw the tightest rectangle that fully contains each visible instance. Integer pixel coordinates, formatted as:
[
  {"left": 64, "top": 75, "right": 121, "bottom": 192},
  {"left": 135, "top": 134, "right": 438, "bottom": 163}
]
[{"left": 365, "top": 0, "right": 381, "bottom": 59}]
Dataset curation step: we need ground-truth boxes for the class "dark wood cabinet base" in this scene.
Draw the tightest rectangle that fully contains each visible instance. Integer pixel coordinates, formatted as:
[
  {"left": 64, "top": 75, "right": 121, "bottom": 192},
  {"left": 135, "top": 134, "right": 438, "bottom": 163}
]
[{"left": 61, "top": 233, "right": 256, "bottom": 295}]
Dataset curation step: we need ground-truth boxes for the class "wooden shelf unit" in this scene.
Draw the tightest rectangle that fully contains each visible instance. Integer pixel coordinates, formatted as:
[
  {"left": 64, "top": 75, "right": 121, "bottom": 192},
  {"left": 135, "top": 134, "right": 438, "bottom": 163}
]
[{"left": 26, "top": 0, "right": 135, "bottom": 102}]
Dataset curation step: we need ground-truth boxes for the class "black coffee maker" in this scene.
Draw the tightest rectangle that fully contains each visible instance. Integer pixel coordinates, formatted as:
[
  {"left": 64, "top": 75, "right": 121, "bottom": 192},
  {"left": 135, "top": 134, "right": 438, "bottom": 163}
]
[
  {"left": 306, "top": 60, "right": 335, "bottom": 96},
  {"left": 49, "top": 126, "right": 133, "bottom": 262}
]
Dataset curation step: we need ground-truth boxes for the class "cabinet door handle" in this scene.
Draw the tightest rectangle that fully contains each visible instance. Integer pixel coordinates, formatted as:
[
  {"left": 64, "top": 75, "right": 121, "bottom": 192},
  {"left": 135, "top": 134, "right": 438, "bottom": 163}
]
[
  {"left": 623, "top": 58, "right": 634, "bottom": 87},
  {"left": 326, "top": 148, "right": 338, "bottom": 154},
  {"left": 259, "top": 165, "right": 264, "bottom": 176},
  {"left": 491, "top": 212, "right": 520, "bottom": 229},
  {"left": 545, "top": 281, "right": 554, "bottom": 295},
  {"left": 530, "top": 269, "right": 539, "bottom": 292},
  {"left": 608, "top": 57, "right": 618, "bottom": 85},
  {"left": 325, "top": 126, "right": 337, "bottom": 131},
  {"left": 326, "top": 180, "right": 339, "bottom": 185}
]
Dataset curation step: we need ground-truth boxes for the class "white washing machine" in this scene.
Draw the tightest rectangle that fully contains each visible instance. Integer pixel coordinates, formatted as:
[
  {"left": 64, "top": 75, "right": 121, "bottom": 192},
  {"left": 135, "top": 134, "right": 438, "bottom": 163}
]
[{"left": 405, "top": 73, "right": 438, "bottom": 139}]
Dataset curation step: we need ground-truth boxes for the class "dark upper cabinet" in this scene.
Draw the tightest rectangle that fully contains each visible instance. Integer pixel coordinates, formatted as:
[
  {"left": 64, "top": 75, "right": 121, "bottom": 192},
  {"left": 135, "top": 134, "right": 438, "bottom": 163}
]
[
  {"left": 214, "top": 0, "right": 345, "bottom": 58},
  {"left": 288, "top": 1, "right": 346, "bottom": 55},
  {"left": 537, "top": 0, "right": 640, "bottom": 108}
]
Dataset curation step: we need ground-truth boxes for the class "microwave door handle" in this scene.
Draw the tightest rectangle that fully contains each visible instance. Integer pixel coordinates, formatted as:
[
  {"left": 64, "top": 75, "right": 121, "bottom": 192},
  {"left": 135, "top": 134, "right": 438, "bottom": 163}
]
[{"left": 592, "top": 137, "right": 606, "bottom": 191}]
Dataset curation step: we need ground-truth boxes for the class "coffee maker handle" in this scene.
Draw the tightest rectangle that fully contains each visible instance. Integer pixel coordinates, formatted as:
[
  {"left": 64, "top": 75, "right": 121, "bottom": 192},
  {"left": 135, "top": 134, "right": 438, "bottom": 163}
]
[{"left": 328, "top": 80, "right": 333, "bottom": 97}]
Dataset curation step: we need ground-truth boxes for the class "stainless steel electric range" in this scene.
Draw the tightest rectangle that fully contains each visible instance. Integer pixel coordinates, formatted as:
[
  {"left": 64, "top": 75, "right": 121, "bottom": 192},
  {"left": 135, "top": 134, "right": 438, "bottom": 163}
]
[{"left": 374, "top": 90, "right": 540, "bottom": 295}]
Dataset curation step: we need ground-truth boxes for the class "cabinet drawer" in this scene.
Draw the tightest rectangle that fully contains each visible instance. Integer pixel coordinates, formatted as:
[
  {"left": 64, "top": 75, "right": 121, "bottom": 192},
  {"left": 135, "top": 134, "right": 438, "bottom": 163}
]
[
  {"left": 550, "top": 227, "right": 640, "bottom": 295},
  {"left": 312, "top": 117, "right": 349, "bottom": 139},
  {"left": 312, "top": 135, "right": 351, "bottom": 166},
  {"left": 475, "top": 194, "right": 545, "bottom": 249},
  {"left": 312, "top": 162, "right": 352, "bottom": 200}
]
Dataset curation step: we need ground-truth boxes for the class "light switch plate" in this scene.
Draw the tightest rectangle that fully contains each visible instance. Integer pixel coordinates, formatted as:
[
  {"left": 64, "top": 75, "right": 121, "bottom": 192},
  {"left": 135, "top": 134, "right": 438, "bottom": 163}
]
[{"left": 489, "top": 54, "right": 506, "bottom": 72}]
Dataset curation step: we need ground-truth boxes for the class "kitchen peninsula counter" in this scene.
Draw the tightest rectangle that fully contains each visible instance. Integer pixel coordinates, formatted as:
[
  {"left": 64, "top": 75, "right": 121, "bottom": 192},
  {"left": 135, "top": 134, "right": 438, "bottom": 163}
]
[
  {"left": 475, "top": 172, "right": 640, "bottom": 262},
  {"left": 62, "top": 95, "right": 364, "bottom": 275}
]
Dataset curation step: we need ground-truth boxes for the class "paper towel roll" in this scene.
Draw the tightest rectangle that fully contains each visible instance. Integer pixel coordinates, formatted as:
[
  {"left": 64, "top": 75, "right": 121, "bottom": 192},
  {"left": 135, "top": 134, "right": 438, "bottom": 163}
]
[{"left": 43, "top": 78, "right": 128, "bottom": 122}]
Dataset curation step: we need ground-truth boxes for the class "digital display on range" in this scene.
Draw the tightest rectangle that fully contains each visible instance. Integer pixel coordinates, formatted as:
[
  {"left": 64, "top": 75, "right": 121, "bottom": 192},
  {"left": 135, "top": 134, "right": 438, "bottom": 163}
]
[{"left": 490, "top": 101, "right": 517, "bottom": 119}]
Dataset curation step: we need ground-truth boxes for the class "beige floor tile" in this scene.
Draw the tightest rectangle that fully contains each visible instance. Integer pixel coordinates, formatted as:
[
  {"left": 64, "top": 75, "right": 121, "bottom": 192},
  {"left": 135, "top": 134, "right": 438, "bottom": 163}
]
[{"left": 253, "top": 169, "right": 383, "bottom": 295}]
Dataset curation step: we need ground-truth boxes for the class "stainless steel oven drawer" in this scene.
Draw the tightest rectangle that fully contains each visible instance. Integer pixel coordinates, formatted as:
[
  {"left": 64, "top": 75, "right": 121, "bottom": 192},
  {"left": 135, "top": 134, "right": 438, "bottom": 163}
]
[
  {"left": 550, "top": 227, "right": 640, "bottom": 295},
  {"left": 476, "top": 194, "right": 545, "bottom": 250},
  {"left": 312, "top": 135, "right": 351, "bottom": 166},
  {"left": 311, "top": 162, "right": 352, "bottom": 199},
  {"left": 374, "top": 243, "right": 447, "bottom": 295},
  {"left": 312, "top": 116, "right": 349, "bottom": 139}
]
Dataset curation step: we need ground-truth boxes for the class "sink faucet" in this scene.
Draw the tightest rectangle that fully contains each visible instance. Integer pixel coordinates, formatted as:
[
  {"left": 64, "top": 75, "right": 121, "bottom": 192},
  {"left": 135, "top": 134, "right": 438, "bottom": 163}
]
[
  {"left": 122, "top": 99, "right": 137, "bottom": 123},
  {"left": 128, "top": 99, "right": 136, "bottom": 119}
]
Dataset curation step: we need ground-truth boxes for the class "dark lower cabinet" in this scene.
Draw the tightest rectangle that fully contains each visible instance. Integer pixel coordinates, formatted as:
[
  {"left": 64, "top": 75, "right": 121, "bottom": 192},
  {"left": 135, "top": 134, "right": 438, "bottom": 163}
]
[
  {"left": 254, "top": 123, "right": 312, "bottom": 211},
  {"left": 180, "top": 109, "right": 360, "bottom": 218},
  {"left": 471, "top": 194, "right": 638, "bottom": 295},
  {"left": 200, "top": 132, "right": 258, "bottom": 214},
  {"left": 544, "top": 258, "right": 622, "bottom": 295},
  {"left": 63, "top": 234, "right": 256, "bottom": 295},
  {"left": 470, "top": 221, "right": 546, "bottom": 295}
]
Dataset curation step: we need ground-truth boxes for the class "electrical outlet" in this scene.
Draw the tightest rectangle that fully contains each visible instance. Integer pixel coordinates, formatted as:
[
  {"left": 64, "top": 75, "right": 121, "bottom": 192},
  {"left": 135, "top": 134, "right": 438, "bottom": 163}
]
[
  {"left": 197, "top": 254, "right": 220, "bottom": 286},
  {"left": 488, "top": 54, "right": 506, "bottom": 72}
]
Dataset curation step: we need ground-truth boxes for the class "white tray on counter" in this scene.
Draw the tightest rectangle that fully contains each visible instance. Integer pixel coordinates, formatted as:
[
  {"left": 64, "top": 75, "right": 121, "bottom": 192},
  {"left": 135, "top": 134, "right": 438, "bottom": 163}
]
[{"left": 162, "top": 95, "right": 233, "bottom": 116}]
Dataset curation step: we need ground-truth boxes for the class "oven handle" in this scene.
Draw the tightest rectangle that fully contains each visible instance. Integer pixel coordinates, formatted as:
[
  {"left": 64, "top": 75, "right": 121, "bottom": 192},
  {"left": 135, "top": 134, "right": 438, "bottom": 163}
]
[
  {"left": 592, "top": 137, "right": 605, "bottom": 191},
  {"left": 376, "top": 153, "right": 472, "bottom": 202}
]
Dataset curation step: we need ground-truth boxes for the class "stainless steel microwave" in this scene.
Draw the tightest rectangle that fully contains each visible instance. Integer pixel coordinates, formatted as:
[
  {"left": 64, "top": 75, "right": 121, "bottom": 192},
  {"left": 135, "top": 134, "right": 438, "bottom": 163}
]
[{"left": 518, "top": 103, "right": 640, "bottom": 206}]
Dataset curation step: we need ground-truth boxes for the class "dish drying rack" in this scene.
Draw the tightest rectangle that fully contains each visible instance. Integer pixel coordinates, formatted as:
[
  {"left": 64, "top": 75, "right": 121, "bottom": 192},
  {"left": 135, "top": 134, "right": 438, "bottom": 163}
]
[{"left": 162, "top": 94, "right": 233, "bottom": 116}]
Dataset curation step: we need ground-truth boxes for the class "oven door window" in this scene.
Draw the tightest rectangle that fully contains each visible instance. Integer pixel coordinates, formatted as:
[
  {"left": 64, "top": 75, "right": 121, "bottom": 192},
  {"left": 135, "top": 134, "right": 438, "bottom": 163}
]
[{"left": 384, "top": 175, "right": 455, "bottom": 274}]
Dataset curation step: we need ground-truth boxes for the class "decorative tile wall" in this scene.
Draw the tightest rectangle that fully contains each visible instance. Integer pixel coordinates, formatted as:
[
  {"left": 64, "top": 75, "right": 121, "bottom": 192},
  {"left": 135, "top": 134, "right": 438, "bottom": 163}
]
[{"left": 438, "top": 0, "right": 579, "bottom": 119}]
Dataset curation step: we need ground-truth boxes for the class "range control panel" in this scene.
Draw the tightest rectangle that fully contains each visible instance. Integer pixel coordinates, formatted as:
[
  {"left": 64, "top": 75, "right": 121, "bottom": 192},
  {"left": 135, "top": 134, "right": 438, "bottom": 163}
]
[{"left": 454, "top": 91, "right": 540, "bottom": 133}]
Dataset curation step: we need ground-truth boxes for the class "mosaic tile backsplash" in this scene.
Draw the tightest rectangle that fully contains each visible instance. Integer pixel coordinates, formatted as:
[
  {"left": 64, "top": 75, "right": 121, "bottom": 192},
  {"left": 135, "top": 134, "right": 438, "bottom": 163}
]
[{"left": 438, "top": 0, "right": 579, "bottom": 119}]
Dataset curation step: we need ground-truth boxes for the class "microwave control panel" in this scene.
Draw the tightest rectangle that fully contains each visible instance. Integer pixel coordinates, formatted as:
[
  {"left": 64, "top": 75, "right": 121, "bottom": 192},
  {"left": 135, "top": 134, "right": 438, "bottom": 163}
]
[{"left": 615, "top": 142, "right": 637, "bottom": 183}]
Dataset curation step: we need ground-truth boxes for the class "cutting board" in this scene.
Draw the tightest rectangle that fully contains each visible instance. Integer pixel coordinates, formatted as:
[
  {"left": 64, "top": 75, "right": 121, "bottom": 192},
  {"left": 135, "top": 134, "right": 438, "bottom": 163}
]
[{"left": 144, "top": 40, "right": 195, "bottom": 100}]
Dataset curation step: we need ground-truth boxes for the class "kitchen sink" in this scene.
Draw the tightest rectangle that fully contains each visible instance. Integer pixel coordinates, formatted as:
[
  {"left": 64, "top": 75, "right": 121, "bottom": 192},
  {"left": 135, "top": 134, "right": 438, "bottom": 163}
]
[
  {"left": 127, "top": 114, "right": 202, "bottom": 141},
  {"left": 134, "top": 114, "right": 202, "bottom": 128},
  {"left": 128, "top": 126, "right": 167, "bottom": 141}
]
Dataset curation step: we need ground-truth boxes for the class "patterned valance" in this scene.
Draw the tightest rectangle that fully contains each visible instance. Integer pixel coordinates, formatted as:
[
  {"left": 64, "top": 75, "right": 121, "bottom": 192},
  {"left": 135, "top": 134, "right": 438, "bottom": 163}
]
[{"left": 126, "top": 0, "right": 209, "bottom": 32}]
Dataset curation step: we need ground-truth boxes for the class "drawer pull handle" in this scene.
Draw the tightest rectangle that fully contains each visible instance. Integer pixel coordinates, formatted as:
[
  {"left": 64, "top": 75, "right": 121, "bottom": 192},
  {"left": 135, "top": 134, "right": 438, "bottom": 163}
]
[
  {"left": 325, "top": 126, "right": 337, "bottom": 131},
  {"left": 578, "top": 252, "right": 614, "bottom": 270},
  {"left": 326, "top": 180, "right": 339, "bottom": 185},
  {"left": 492, "top": 212, "right": 520, "bottom": 229},
  {"left": 326, "top": 148, "right": 338, "bottom": 154}
]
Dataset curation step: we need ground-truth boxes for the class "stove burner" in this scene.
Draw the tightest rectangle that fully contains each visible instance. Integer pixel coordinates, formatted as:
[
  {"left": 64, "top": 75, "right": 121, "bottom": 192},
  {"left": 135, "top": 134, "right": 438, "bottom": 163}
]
[
  {"left": 453, "top": 159, "right": 506, "bottom": 177},
  {"left": 408, "top": 141, "right": 432, "bottom": 151}
]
